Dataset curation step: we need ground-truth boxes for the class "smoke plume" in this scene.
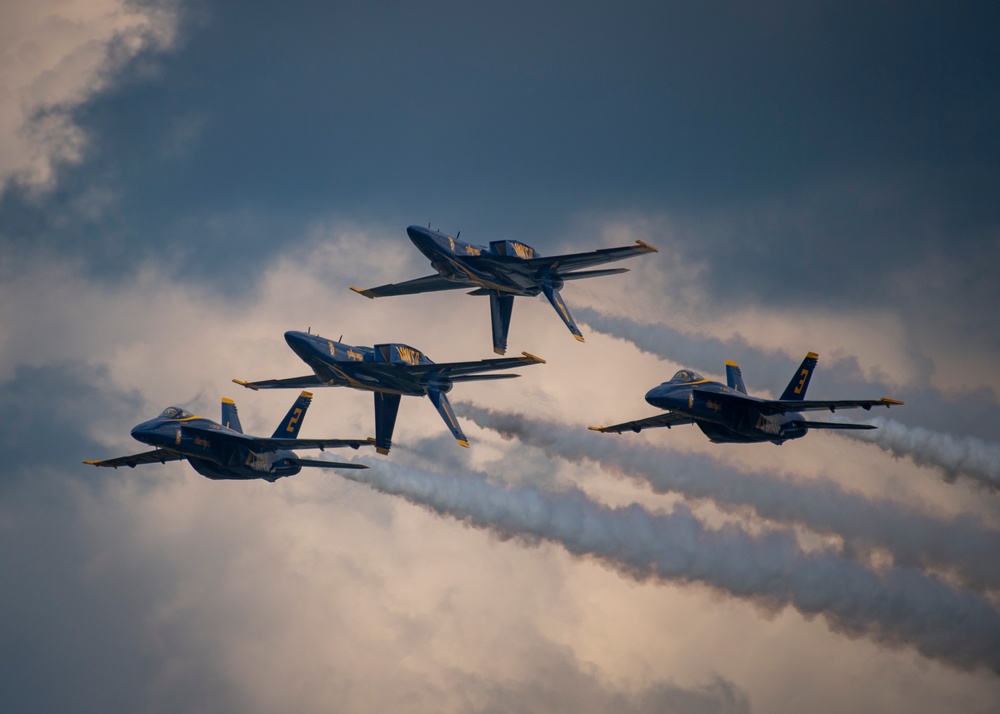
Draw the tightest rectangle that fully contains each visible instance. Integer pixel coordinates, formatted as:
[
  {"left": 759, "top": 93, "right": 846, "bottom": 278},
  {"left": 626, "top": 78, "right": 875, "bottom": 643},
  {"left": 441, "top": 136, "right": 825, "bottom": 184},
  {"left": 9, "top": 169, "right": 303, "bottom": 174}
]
[
  {"left": 458, "top": 404, "right": 1000, "bottom": 593},
  {"left": 344, "top": 458, "right": 1000, "bottom": 675}
]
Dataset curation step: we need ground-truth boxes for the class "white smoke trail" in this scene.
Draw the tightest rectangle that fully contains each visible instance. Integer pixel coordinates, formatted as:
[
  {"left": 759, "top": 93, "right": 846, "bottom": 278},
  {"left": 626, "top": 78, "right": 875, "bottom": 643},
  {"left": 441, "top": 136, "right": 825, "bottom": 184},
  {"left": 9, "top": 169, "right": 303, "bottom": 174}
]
[
  {"left": 458, "top": 404, "right": 1000, "bottom": 593},
  {"left": 843, "top": 417, "right": 1000, "bottom": 490},
  {"left": 345, "top": 458, "right": 1000, "bottom": 675},
  {"left": 575, "top": 306, "right": 1000, "bottom": 489}
]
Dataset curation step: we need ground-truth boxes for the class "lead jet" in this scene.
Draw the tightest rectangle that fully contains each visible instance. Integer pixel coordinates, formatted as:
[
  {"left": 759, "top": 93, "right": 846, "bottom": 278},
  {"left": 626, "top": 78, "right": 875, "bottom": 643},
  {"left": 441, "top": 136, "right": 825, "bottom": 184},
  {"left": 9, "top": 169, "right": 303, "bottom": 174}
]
[
  {"left": 84, "top": 392, "right": 372, "bottom": 482},
  {"left": 350, "top": 225, "right": 658, "bottom": 354},
  {"left": 589, "top": 352, "right": 903, "bottom": 445},
  {"left": 233, "top": 330, "right": 545, "bottom": 454}
]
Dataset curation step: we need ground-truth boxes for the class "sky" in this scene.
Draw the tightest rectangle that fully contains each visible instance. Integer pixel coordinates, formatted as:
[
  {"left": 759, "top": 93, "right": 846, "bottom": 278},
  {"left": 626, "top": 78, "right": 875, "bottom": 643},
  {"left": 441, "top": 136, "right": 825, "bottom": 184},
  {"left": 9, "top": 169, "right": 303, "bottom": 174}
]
[{"left": 1, "top": 1, "right": 999, "bottom": 712}]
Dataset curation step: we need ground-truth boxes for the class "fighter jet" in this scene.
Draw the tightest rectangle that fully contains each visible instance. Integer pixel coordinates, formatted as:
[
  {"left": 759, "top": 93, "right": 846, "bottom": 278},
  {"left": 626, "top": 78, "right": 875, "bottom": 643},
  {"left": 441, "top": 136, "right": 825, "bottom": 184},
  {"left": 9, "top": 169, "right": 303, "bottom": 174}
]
[
  {"left": 589, "top": 352, "right": 903, "bottom": 445},
  {"left": 350, "top": 225, "right": 658, "bottom": 354},
  {"left": 84, "top": 392, "right": 371, "bottom": 482},
  {"left": 233, "top": 330, "right": 545, "bottom": 454}
]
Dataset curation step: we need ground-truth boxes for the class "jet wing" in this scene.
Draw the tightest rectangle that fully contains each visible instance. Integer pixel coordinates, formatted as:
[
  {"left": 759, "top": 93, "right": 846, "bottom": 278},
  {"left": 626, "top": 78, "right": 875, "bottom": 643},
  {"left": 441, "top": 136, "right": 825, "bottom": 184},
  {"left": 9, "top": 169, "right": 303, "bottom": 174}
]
[
  {"left": 758, "top": 397, "right": 904, "bottom": 415},
  {"left": 232, "top": 375, "right": 325, "bottom": 391},
  {"left": 83, "top": 449, "right": 185, "bottom": 468},
  {"left": 255, "top": 437, "right": 376, "bottom": 450},
  {"left": 525, "top": 240, "right": 657, "bottom": 274},
  {"left": 589, "top": 412, "right": 695, "bottom": 434},
  {"left": 406, "top": 352, "right": 546, "bottom": 379},
  {"left": 350, "top": 274, "right": 467, "bottom": 299}
]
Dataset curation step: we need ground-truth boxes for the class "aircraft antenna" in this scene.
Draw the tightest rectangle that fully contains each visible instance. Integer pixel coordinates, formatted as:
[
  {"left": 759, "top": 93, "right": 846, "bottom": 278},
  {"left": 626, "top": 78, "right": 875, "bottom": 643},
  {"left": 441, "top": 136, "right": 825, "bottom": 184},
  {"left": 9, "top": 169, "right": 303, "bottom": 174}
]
[
  {"left": 307, "top": 326, "right": 311, "bottom": 334},
  {"left": 338, "top": 334, "right": 343, "bottom": 342},
  {"left": 456, "top": 230, "right": 461, "bottom": 239}
]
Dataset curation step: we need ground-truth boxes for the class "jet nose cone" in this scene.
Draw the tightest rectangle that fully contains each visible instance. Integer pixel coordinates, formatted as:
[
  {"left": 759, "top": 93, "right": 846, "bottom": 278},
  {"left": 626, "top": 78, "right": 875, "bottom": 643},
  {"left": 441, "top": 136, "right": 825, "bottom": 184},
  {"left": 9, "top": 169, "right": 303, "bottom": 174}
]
[
  {"left": 130, "top": 420, "right": 156, "bottom": 444},
  {"left": 406, "top": 225, "right": 434, "bottom": 247},
  {"left": 284, "top": 330, "right": 314, "bottom": 358}
]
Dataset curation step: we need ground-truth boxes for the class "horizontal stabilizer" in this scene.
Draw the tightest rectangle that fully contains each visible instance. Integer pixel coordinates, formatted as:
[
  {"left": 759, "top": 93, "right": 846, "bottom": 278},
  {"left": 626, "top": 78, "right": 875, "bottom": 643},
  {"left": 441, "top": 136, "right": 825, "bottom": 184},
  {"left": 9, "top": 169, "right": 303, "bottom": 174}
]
[
  {"left": 794, "top": 421, "right": 877, "bottom": 430},
  {"left": 287, "top": 458, "right": 369, "bottom": 470}
]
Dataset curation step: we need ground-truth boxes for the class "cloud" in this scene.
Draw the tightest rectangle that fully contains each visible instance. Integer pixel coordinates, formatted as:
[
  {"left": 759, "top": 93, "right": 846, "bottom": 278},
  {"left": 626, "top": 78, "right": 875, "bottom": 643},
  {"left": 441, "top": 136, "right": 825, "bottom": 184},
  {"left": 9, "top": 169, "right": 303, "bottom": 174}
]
[{"left": 0, "top": 0, "right": 179, "bottom": 194}]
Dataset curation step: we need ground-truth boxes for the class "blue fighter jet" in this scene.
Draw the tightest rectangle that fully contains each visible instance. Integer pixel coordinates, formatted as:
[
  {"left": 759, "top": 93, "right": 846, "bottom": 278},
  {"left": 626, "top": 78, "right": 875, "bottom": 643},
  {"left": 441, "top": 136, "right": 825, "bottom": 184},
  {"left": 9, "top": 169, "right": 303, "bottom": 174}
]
[
  {"left": 589, "top": 352, "right": 903, "bottom": 444},
  {"left": 350, "top": 225, "right": 658, "bottom": 354},
  {"left": 233, "top": 330, "right": 545, "bottom": 454},
  {"left": 84, "top": 392, "right": 371, "bottom": 481}
]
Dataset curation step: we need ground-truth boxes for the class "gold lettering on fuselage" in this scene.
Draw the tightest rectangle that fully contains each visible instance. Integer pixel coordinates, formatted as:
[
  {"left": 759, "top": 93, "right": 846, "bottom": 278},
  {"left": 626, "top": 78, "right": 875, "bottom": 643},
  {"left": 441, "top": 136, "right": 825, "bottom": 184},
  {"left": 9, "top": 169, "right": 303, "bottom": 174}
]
[
  {"left": 464, "top": 245, "right": 481, "bottom": 255},
  {"left": 396, "top": 346, "right": 421, "bottom": 365},
  {"left": 347, "top": 349, "right": 364, "bottom": 361},
  {"left": 705, "top": 399, "right": 722, "bottom": 412},
  {"left": 328, "top": 341, "right": 336, "bottom": 357},
  {"left": 194, "top": 436, "right": 211, "bottom": 448},
  {"left": 286, "top": 407, "right": 303, "bottom": 433}
]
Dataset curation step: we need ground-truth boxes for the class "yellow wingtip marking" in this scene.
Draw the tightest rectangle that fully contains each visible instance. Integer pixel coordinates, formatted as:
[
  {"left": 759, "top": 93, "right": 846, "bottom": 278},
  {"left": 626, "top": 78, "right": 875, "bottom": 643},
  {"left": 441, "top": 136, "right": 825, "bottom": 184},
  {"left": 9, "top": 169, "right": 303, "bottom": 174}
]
[
  {"left": 83, "top": 459, "right": 100, "bottom": 465},
  {"left": 573, "top": 334, "right": 585, "bottom": 343},
  {"left": 635, "top": 239, "right": 658, "bottom": 252},
  {"left": 881, "top": 397, "right": 904, "bottom": 406},
  {"left": 457, "top": 439, "right": 470, "bottom": 448},
  {"left": 232, "top": 379, "right": 258, "bottom": 391},
  {"left": 221, "top": 397, "right": 235, "bottom": 404},
  {"left": 520, "top": 351, "right": 546, "bottom": 364},
  {"left": 350, "top": 286, "right": 376, "bottom": 299},
  {"left": 806, "top": 351, "right": 819, "bottom": 359},
  {"left": 376, "top": 447, "right": 390, "bottom": 455},
  {"left": 588, "top": 426, "right": 604, "bottom": 432}
]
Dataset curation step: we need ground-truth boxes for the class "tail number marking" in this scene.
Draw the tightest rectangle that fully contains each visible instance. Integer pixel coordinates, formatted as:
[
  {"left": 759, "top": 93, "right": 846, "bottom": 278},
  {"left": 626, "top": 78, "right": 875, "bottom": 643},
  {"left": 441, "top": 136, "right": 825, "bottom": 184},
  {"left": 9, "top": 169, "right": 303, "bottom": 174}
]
[
  {"left": 286, "top": 407, "right": 303, "bottom": 433},
  {"left": 793, "top": 369, "right": 810, "bottom": 395}
]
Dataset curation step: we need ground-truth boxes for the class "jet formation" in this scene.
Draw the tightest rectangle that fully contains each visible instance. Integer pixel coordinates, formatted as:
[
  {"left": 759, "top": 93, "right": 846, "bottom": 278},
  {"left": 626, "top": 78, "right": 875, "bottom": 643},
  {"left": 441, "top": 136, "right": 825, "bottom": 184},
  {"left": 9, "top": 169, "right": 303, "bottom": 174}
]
[
  {"left": 84, "top": 392, "right": 372, "bottom": 481},
  {"left": 351, "top": 225, "right": 657, "bottom": 354},
  {"left": 590, "top": 352, "right": 903, "bottom": 445},
  {"left": 86, "top": 225, "right": 903, "bottom": 477}
]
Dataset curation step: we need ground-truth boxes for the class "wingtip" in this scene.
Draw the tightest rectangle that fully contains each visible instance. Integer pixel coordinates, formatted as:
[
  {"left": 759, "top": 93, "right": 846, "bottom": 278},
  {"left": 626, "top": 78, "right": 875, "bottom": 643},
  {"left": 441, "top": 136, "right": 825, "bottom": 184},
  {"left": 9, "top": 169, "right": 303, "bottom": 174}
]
[
  {"left": 635, "top": 239, "right": 658, "bottom": 253},
  {"left": 82, "top": 459, "right": 99, "bottom": 466},
  {"left": 520, "top": 351, "right": 547, "bottom": 364},
  {"left": 232, "top": 379, "right": 258, "bottom": 391},
  {"left": 881, "top": 397, "right": 904, "bottom": 406},
  {"left": 457, "top": 439, "right": 470, "bottom": 448},
  {"left": 587, "top": 426, "right": 605, "bottom": 432},
  {"left": 573, "top": 334, "right": 585, "bottom": 343},
  {"left": 349, "top": 286, "right": 376, "bottom": 299}
]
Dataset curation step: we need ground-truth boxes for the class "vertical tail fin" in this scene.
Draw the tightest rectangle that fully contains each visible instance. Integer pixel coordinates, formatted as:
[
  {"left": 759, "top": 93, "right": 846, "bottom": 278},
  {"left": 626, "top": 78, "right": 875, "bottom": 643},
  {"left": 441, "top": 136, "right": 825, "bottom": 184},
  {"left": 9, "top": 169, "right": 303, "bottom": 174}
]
[
  {"left": 221, "top": 397, "right": 244, "bottom": 433},
  {"left": 272, "top": 391, "right": 312, "bottom": 438},
  {"left": 725, "top": 361, "right": 747, "bottom": 394},
  {"left": 427, "top": 386, "right": 469, "bottom": 448},
  {"left": 489, "top": 292, "right": 515, "bottom": 355},
  {"left": 779, "top": 352, "right": 819, "bottom": 401},
  {"left": 374, "top": 392, "right": 401, "bottom": 455},
  {"left": 541, "top": 278, "right": 584, "bottom": 343}
]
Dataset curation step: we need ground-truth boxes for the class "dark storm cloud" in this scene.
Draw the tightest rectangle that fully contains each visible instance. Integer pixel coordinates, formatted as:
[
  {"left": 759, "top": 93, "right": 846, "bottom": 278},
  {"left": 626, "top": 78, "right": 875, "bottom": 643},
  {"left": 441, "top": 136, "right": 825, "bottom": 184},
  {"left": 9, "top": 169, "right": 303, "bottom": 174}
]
[
  {"left": 0, "top": 363, "right": 239, "bottom": 713},
  {"left": 2, "top": 1, "right": 995, "bottom": 306}
]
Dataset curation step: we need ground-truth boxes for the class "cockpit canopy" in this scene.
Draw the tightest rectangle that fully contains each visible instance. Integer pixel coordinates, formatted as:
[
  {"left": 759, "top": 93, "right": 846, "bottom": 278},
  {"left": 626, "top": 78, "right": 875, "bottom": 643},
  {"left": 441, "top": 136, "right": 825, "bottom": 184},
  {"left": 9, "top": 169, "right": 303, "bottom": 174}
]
[
  {"left": 159, "top": 406, "right": 194, "bottom": 419},
  {"left": 668, "top": 370, "right": 704, "bottom": 383}
]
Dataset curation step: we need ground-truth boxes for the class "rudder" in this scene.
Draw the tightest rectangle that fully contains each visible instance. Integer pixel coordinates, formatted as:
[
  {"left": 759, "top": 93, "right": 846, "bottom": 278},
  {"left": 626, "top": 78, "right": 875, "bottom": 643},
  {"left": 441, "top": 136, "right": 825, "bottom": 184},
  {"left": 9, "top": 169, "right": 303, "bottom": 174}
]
[
  {"left": 221, "top": 397, "right": 244, "bottom": 433},
  {"left": 779, "top": 352, "right": 819, "bottom": 401},
  {"left": 272, "top": 391, "right": 313, "bottom": 438}
]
